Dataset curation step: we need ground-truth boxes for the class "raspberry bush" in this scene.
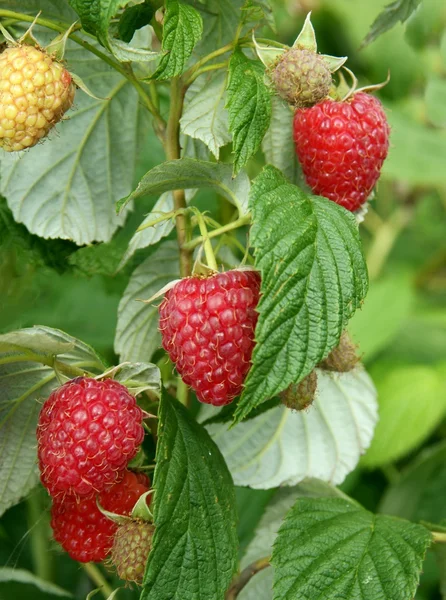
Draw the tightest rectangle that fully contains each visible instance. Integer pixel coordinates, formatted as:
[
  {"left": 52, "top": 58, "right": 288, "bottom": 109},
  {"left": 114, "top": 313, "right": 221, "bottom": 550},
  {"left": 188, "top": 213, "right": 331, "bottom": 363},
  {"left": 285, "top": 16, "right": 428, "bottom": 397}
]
[{"left": 1, "top": 2, "right": 445, "bottom": 600}]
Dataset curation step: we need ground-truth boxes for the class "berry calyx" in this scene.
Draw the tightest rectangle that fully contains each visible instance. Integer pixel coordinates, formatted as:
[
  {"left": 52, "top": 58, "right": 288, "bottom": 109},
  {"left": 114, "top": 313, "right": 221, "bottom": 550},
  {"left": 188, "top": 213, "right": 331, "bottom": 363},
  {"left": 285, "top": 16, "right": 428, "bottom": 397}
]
[
  {"left": 37, "top": 377, "right": 145, "bottom": 498},
  {"left": 280, "top": 371, "right": 318, "bottom": 411},
  {"left": 51, "top": 469, "right": 151, "bottom": 563},
  {"left": 271, "top": 48, "right": 332, "bottom": 108},
  {"left": 159, "top": 270, "right": 261, "bottom": 406},
  {"left": 318, "top": 331, "right": 360, "bottom": 372},
  {"left": 293, "top": 92, "right": 390, "bottom": 212},
  {"left": 111, "top": 520, "right": 155, "bottom": 584},
  {"left": 0, "top": 44, "right": 75, "bottom": 152}
]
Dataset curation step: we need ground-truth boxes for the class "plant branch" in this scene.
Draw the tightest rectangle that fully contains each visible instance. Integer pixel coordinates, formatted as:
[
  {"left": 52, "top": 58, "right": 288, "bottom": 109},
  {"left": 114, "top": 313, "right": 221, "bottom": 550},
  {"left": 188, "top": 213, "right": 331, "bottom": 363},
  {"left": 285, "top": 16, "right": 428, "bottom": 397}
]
[
  {"left": 433, "top": 532, "right": 446, "bottom": 544},
  {"left": 182, "top": 214, "right": 251, "bottom": 251},
  {"left": 82, "top": 563, "right": 113, "bottom": 599},
  {"left": 225, "top": 557, "right": 271, "bottom": 599}
]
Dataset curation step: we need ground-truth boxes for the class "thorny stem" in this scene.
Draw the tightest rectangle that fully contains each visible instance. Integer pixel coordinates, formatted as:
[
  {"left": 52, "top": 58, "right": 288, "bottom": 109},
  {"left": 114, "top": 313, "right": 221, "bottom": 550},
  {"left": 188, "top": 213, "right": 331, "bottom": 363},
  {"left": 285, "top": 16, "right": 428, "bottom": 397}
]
[
  {"left": 225, "top": 557, "right": 271, "bottom": 599},
  {"left": 0, "top": 10, "right": 166, "bottom": 137},
  {"left": 183, "top": 214, "right": 252, "bottom": 251},
  {"left": 82, "top": 563, "right": 113, "bottom": 599}
]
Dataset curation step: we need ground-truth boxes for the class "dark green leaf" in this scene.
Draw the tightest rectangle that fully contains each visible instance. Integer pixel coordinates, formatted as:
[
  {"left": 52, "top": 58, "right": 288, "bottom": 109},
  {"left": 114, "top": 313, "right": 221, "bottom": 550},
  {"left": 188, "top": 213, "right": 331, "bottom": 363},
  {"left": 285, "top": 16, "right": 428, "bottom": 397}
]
[
  {"left": 226, "top": 50, "right": 272, "bottom": 174},
  {"left": 362, "top": 0, "right": 422, "bottom": 47},
  {"left": 118, "top": 1, "right": 154, "bottom": 43},
  {"left": 152, "top": 0, "right": 203, "bottom": 79},
  {"left": 235, "top": 167, "right": 368, "bottom": 422},
  {"left": 272, "top": 497, "right": 432, "bottom": 600},
  {"left": 141, "top": 394, "right": 238, "bottom": 599}
]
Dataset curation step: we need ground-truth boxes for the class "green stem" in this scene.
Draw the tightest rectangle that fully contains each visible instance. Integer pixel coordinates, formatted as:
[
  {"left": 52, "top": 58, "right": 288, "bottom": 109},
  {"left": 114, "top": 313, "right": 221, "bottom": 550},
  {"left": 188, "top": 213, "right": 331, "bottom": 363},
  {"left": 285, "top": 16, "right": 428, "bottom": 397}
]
[
  {"left": 185, "top": 61, "right": 228, "bottom": 86},
  {"left": 193, "top": 210, "right": 218, "bottom": 272},
  {"left": 165, "top": 77, "right": 191, "bottom": 278},
  {"left": 225, "top": 557, "right": 271, "bottom": 599},
  {"left": 433, "top": 532, "right": 446, "bottom": 544},
  {"left": 183, "top": 214, "right": 251, "bottom": 251},
  {"left": 82, "top": 563, "right": 113, "bottom": 599},
  {"left": 366, "top": 208, "right": 412, "bottom": 280},
  {"left": 0, "top": 10, "right": 165, "bottom": 135},
  {"left": 26, "top": 492, "right": 52, "bottom": 581}
]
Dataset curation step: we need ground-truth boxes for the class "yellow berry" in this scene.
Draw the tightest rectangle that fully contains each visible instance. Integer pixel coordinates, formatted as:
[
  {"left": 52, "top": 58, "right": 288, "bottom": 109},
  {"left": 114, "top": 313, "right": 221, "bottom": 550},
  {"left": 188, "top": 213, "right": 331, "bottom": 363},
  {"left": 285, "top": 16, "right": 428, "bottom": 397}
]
[{"left": 0, "top": 45, "right": 75, "bottom": 152}]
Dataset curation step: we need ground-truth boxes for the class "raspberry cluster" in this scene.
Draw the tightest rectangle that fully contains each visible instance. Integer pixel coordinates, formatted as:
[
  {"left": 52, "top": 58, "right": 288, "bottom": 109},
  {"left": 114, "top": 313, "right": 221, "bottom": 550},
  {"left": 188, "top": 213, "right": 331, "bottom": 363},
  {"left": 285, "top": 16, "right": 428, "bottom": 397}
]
[{"left": 37, "top": 377, "right": 149, "bottom": 564}]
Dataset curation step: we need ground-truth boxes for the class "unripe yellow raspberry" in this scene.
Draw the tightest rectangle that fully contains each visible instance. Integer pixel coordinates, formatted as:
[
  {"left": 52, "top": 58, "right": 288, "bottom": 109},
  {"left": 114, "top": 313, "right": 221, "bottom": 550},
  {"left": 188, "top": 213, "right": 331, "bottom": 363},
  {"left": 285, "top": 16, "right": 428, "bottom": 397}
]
[{"left": 0, "top": 45, "right": 75, "bottom": 152}]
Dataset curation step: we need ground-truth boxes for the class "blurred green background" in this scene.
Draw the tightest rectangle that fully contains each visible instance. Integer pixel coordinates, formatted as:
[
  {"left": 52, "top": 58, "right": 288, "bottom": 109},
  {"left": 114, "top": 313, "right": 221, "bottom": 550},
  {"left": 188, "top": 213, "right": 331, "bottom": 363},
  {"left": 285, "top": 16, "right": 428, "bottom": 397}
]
[{"left": 0, "top": 0, "right": 445, "bottom": 598}]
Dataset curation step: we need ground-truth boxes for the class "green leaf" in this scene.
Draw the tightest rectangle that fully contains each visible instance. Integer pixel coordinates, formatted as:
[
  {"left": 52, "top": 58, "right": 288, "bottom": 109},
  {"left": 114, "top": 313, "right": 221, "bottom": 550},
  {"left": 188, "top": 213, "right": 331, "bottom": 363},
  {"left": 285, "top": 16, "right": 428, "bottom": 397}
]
[
  {"left": 69, "top": 0, "right": 159, "bottom": 61},
  {"left": 262, "top": 97, "right": 301, "bottom": 185},
  {"left": 118, "top": 1, "right": 154, "bottom": 43},
  {"left": 0, "top": 568, "right": 71, "bottom": 598},
  {"left": 208, "top": 369, "right": 377, "bottom": 488},
  {"left": 0, "top": 327, "right": 105, "bottom": 516},
  {"left": 362, "top": 0, "right": 422, "bottom": 47},
  {"left": 189, "top": 0, "right": 244, "bottom": 57},
  {"left": 348, "top": 273, "right": 414, "bottom": 361},
  {"left": 117, "top": 159, "right": 250, "bottom": 216},
  {"left": 272, "top": 497, "right": 432, "bottom": 600},
  {"left": 141, "top": 393, "right": 238, "bottom": 599},
  {"left": 114, "top": 242, "right": 179, "bottom": 363},
  {"left": 362, "top": 364, "right": 446, "bottom": 468},
  {"left": 152, "top": 0, "right": 203, "bottom": 79},
  {"left": 379, "top": 441, "right": 446, "bottom": 525},
  {"left": 239, "top": 482, "right": 349, "bottom": 600},
  {"left": 180, "top": 71, "right": 231, "bottom": 159},
  {"left": 0, "top": 39, "right": 146, "bottom": 245},
  {"left": 425, "top": 77, "right": 446, "bottom": 128},
  {"left": 235, "top": 166, "right": 368, "bottom": 422},
  {"left": 113, "top": 362, "right": 161, "bottom": 397},
  {"left": 241, "top": 0, "right": 275, "bottom": 30},
  {"left": 226, "top": 50, "right": 272, "bottom": 174}
]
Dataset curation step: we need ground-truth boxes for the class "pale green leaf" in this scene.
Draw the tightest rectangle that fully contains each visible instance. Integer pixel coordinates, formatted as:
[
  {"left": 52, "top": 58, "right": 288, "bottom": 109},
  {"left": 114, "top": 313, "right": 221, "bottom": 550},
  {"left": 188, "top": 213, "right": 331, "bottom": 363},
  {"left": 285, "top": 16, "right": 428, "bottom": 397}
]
[
  {"left": 114, "top": 242, "right": 179, "bottom": 363},
  {"left": 362, "top": 0, "right": 422, "bottom": 47},
  {"left": 180, "top": 71, "right": 231, "bottom": 159},
  {"left": 272, "top": 497, "right": 432, "bottom": 600},
  {"left": 113, "top": 362, "right": 161, "bottom": 397},
  {"left": 0, "top": 568, "right": 71, "bottom": 597},
  {"left": 0, "top": 327, "right": 105, "bottom": 516},
  {"left": 208, "top": 369, "right": 377, "bottom": 489},
  {"left": 235, "top": 166, "right": 368, "bottom": 422},
  {"left": 152, "top": 0, "right": 203, "bottom": 79},
  {"left": 362, "top": 364, "right": 446, "bottom": 467},
  {"left": 141, "top": 394, "right": 238, "bottom": 599},
  {"left": 227, "top": 50, "right": 272, "bottom": 174},
  {"left": 189, "top": 0, "right": 244, "bottom": 57},
  {"left": 425, "top": 77, "right": 446, "bottom": 128},
  {"left": 117, "top": 159, "right": 250, "bottom": 216}
]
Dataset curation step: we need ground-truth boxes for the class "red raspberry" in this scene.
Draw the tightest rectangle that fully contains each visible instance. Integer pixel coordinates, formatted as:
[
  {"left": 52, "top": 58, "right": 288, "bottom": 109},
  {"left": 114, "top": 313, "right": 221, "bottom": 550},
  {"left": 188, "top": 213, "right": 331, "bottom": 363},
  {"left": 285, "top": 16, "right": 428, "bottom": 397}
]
[
  {"left": 159, "top": 270, "right": 261, "bottom": 406},
  {"left": 37, "top": 377, "right": 144, "bottom": 498},
  {"left": 51, "top": 469, "right": 151, "bottom": 563},
  {"left": 293, "top": 92, "right": 390, "bottom": 211}
]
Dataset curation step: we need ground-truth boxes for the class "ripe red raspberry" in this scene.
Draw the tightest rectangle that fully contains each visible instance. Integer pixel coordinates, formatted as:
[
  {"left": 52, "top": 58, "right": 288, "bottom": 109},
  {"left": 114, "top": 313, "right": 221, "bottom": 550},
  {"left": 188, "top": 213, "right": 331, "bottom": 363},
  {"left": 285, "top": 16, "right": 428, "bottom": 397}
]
[
  {"left": 37, "top": 377, "right": 144, "bottom": 498},
  {"left": 293, "top": 92, "right": 390, "bottom": 211},
  {"left": 51, "top": 469, "right": 151, "bottom": 563},
  {"left": 159, "top": 270, "right": 261, "bottom": 406}
]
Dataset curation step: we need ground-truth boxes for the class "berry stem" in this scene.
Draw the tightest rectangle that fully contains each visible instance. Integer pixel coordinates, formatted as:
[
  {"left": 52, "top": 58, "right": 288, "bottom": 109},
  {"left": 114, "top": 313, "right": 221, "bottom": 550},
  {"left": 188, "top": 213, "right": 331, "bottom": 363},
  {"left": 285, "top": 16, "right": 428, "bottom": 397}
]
[
  {"left": 193, "top": 209, "right": 219, "bottom": 272},
  {"left": 225, "top": 557, "right": 271, "bottom": 599},
  {"left": 164, "top": 77, "right": 192, "bottom": 279},
  {"left": 182, "top": 214, "right": 251, "bottom": 251},
  {"left": 82, "top": 563, "right": 113, "bottom": 599},
  {"left": 432, "top": 532, "right": 446, "bottom": 544},
  {"left": 26, "top": 491, "right": 53, "bottom": 582}
]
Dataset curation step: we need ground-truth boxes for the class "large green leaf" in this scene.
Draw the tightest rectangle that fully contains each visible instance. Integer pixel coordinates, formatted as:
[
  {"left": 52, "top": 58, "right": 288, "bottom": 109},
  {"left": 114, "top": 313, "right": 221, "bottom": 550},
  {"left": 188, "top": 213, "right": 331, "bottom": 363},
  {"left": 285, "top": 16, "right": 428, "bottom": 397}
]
[
  {"left": 235, "top": 166, "right": 368, "bottom": 422},
  {"left": 272, "top": 497, "right": 432, "bottom": 600},
  {"left": 117, "top": 159, "right": 250, "bottom": 216},
  {"left": 226, "top": 50, "right": 272, "bottom": 174},
  {"left": 180, "top": 71, "right": 231, "bottom": 159},
  {"left": 115, "top": 242, "right": 179, "bottom": 363},
  {"left": 188, "top": 0, "right": 245, "bottom": 57},
  {"left": 152, "top": 0, "right": 203, "bottom": 79},
  {"left": 362, "top": 0, "right": 422, "bottom": 47},
  {"left": 0, "top": 38, "right": 146, "bottom": 245},
  {"left": 69, "top": 0, "right": 159, "bottom": 61},
  {"left": 425, "top": 77, "right": 446, "bottom": 128},
  {"left": 141, "top": 394, "right": 238, "bottom": 600},
  {"left": 362, "top": 363, "right": 446, "bottom": 467},
  {"left": 239, "top": 481, "right": 347, "bottom": 600},
  {"left": 379, "top": 441, "right": 446, "bottom": 524},
  {"left": 208, "top": 369, "right": 377, "bottom": 488},
  {"left": 0, "top": 327, "right": 106, "bottom": 516}
]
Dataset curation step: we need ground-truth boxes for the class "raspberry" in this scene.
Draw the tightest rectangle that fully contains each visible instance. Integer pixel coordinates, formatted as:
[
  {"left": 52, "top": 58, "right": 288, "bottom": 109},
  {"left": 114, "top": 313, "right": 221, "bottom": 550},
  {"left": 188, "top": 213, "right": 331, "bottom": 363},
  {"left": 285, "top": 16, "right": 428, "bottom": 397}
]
[
  {"left": 111, "top": 520, "right": 155, "bottom": 584},
  {"left": 280, "top": 371, "right": 318, "bottom": 411},
  {"left": 51, "top": 469, "right": 151, "bottom": 563},
  {"left": 0, "top": 44, "right": 75, "bottom": 152},
  {"left": 293, "top": 93, "right": 390, "bottom": 211},
  {"left": 37, "top": 377, "right": 144, "bottom": 498},
  {"left": 159, "top": 270, "right": 261, "bottom": 406},
  {"left": 271, "top": 48, "right": 332, "bottom": 108}
]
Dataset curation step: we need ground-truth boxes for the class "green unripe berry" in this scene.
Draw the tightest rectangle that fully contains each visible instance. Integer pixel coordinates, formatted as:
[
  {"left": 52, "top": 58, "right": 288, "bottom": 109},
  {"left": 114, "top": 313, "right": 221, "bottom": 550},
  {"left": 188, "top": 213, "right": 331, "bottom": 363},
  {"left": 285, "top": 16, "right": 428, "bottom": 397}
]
[
  {"left": 280, "top": 371, "right": 318, "bottom": 411},
  {"left": 111, "top": 520, "right": 155, "bottom": 584}
]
